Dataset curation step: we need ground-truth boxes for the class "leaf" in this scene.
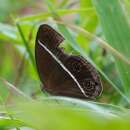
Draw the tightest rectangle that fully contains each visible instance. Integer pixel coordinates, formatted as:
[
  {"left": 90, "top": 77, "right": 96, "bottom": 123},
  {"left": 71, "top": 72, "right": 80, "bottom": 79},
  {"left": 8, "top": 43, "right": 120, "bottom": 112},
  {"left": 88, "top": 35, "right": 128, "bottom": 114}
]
[{"left": 12, "top": 100, "right": 130, "bottom": 130}]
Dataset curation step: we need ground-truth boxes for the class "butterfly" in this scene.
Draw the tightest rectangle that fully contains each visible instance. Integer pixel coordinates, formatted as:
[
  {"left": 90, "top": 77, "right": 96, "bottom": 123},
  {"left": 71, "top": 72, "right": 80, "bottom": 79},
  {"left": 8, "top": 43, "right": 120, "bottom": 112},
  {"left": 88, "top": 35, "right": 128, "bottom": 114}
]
[{"left": 35, "top": 24, "right": 102, "bottom": 99}]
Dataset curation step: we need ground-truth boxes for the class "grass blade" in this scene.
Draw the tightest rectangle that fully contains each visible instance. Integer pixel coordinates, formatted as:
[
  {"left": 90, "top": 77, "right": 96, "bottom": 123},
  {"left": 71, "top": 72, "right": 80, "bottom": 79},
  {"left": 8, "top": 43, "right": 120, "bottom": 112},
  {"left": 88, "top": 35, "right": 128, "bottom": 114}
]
[
  {"left": 16, "top": 23, "right": 35, "bottom": 69},
  {"left": 92, "top": 0, "right": 130, "bottom": 94}
]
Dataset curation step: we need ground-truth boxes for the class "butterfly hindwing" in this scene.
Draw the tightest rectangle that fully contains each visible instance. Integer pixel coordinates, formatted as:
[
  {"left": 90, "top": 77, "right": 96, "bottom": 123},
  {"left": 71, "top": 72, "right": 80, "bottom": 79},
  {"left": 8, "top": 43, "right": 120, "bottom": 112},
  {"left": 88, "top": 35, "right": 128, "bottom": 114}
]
[{"left": 63, "top": 56, "right": 102, "bottom": 98}]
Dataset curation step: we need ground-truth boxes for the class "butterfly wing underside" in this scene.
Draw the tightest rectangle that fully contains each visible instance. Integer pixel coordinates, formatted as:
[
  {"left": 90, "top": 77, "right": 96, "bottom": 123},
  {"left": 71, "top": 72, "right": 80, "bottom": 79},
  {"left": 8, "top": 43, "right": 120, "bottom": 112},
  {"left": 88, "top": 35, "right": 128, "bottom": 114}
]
[{"left": 35, "top": 24, "right": 102, "bottom": 99}]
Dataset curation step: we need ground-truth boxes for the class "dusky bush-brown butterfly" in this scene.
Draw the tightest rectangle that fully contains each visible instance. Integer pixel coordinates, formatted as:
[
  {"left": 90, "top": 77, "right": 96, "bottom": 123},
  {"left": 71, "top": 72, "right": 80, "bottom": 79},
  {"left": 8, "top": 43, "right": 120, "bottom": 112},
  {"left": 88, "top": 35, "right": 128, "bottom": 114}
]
[{"left": 35, "top": 24, "right": 102, "bottom": 99}]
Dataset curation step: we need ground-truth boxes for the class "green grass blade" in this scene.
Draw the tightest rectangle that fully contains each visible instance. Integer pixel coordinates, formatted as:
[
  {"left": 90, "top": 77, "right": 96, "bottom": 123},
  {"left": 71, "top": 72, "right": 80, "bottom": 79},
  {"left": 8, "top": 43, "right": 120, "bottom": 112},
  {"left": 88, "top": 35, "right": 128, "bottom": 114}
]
[
  {"left": 16, "top": 8, "right": 93, "bottom": 22},
  {"left": 16, "top": 23, "right": 35, "bottom": 69},
  {"left": 92, "top": 0, "right": 130, "bottom": 95},
  {"left": 0, "top": 118, "right": 26, "bottom": 129},
  {"left": 12, "top": 101, "right": 130, "bottom": 130},
  {"left": 80, "top": 0, "right": 97, "bottom": 32}
]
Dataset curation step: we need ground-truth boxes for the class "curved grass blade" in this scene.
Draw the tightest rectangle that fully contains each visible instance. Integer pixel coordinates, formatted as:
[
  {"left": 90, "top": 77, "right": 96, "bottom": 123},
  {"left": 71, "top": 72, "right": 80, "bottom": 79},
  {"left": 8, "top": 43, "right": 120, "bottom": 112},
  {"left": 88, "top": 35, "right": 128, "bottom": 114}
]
[{"left": 16, "top": 8, "right": 94, "bottom": 22}]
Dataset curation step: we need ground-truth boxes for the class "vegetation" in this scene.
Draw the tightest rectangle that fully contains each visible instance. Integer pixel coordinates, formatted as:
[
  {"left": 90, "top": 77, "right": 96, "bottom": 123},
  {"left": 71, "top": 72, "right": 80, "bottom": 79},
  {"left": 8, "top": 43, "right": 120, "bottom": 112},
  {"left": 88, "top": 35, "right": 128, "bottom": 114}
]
[{"left": 0, "top": 0, "right": 130, "bottom": 130}]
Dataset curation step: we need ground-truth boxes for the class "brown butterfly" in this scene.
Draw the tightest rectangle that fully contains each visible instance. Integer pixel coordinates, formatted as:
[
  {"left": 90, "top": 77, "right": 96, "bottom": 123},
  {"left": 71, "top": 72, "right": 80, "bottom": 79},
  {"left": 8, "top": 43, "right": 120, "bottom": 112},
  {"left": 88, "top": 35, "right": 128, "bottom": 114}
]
[{"left": 35, "top": 24, "right": 102, "bottom": 99}]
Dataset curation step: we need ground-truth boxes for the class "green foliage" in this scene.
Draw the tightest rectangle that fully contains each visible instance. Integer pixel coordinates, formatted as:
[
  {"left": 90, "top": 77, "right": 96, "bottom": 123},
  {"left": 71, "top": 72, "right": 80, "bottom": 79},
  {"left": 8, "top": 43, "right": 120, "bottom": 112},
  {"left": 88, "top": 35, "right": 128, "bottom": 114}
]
[
  {"left": 0, "top": 0, "right": 130, "bottom": 129},
  {"left": 92, "top": 0, "right": 130, "bottom": 96}
]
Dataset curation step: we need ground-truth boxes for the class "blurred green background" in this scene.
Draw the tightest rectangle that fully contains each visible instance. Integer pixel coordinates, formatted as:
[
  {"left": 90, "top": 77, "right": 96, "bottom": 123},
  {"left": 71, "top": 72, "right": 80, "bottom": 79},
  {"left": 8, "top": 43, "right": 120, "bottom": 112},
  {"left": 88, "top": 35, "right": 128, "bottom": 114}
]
[{"left": 0, "top": 0, "right": 130, "bottom": 130}]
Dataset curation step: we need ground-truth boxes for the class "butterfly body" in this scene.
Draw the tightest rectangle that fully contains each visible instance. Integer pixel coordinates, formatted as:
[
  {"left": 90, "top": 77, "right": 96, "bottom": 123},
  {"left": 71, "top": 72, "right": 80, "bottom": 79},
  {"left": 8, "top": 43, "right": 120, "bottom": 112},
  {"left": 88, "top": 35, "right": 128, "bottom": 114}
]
[{"left": 35, "top": 24, "right": 102, "bottom": 99}]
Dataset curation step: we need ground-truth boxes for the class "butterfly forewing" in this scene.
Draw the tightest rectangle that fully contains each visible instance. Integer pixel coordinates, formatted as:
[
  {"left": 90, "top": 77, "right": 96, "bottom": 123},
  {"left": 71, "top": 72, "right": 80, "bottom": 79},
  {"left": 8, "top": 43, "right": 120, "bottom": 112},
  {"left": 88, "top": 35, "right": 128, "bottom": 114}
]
[{"left": 35, "top": 24, "right": 64, "bottom": 87}]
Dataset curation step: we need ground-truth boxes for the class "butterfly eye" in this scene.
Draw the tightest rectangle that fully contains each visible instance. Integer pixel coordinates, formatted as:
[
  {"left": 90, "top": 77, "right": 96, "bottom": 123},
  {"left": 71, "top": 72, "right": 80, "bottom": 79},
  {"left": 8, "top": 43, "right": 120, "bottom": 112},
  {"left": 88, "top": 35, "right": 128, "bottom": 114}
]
[{"left": 82, "top": 78, "right": 95, "bottom": 91}]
